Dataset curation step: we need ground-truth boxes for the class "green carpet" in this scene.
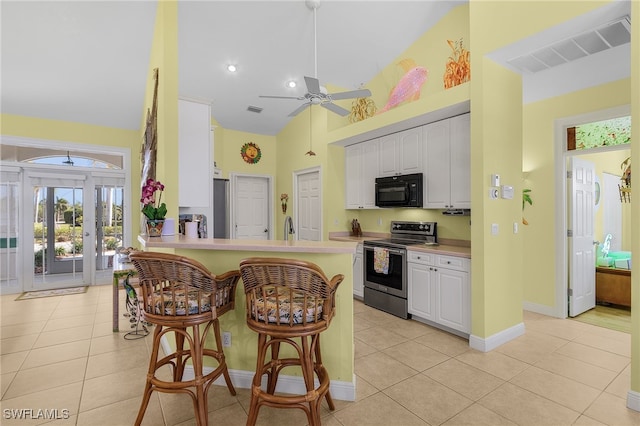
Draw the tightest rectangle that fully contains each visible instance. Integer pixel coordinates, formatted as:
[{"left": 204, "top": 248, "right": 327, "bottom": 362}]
[{"left": 571, "top": 304, "right": 631, "bottom": 334}]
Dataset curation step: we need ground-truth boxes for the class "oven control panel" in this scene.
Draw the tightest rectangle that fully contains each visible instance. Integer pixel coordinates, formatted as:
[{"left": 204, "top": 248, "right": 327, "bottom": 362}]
[{"left": 390, "top": 221, "right": 437, "bottom": 236}]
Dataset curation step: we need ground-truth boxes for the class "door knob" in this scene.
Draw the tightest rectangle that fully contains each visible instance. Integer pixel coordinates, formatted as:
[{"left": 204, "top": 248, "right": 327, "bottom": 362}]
[
  {"left": 84, "top": 232, "right": 90, "bottom": 236},
  {"left": 264, "top": 229, "right": 268, "bottom": 233}
]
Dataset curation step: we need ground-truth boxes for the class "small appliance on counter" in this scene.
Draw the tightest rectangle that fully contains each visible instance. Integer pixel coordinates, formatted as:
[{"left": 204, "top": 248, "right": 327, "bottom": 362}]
[{"left": 179, "top": 214, "right": 207, "bottom": 238}]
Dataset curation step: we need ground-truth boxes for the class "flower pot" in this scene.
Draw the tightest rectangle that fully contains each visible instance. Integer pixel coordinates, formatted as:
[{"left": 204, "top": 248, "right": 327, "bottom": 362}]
[{"left": 146, "top": 219, "right": 165, "bottom": 237}]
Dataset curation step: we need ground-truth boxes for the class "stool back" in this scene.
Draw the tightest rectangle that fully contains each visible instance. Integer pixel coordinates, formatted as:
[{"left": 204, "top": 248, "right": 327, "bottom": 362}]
[
  {"left": 239, "top": 257, "right": 344, "bottom": 331},
  {"left": 129, "top": 252, "right": 239, "bottom": 325}
]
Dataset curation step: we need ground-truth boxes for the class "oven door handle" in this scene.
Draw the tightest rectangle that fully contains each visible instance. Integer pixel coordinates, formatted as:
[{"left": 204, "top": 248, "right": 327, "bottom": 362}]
[{"left": 364, "top": 246, "right": 405, "bottom": 256}]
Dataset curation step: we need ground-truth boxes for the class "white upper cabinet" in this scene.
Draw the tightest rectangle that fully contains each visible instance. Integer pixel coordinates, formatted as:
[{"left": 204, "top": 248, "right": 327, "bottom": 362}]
[
  {"left": 423, "top": 113, "right": 470, "bottom": 209},
  {"left": 345, "top": 140, "right": 379, "bottom": 209},
  {"left": 178, "top": 99, "right": 213, "bottom": 208},
  {"left": 378, "top": 127, "right": 422, "bottom": 177}
]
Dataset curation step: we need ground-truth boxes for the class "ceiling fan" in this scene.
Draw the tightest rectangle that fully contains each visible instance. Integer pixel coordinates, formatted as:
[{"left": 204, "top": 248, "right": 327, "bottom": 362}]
[{"left": 259, "top": 0, "right": 371, "bottom": 117}]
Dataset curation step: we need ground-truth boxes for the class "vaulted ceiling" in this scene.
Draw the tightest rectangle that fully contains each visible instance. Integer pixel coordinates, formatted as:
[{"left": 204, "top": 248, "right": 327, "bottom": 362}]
[{"left": 1, "top": 1, "right": 465, "bottom": 136}]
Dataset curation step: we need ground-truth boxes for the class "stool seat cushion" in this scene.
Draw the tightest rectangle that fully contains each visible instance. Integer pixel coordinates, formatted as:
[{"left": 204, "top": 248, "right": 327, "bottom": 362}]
[
  {"left": 251, "top": 287, "right": 323, "bottom": 324},
  {"left": 151, "top": 289, "right": 212, "bottom": 315}
]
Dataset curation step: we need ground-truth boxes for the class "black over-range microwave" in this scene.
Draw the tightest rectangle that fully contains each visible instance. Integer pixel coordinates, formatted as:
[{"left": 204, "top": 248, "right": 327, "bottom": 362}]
[{"left": 375, "top": 173, "right": 423, "bottom": 208}]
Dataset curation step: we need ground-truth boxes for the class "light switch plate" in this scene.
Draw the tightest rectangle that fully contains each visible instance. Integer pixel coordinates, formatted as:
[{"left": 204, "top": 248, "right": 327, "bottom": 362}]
[{"left": 501, "top": 185, "right": 514, "bottom": 199}]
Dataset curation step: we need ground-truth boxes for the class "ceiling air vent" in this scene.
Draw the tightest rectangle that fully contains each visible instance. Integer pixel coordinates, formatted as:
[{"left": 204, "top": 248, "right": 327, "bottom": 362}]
[
  {"left": 507, "top": 15, "right": 630, "bottom": 74},
  {"left": 247, "top": 105, "right": 263, "bottom": 113}
]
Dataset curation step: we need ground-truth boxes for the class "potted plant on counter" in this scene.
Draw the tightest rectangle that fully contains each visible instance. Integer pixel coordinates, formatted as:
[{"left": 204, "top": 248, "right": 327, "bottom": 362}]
[{"left": 141, "top": 178, "right": 167, "bottom": 236}]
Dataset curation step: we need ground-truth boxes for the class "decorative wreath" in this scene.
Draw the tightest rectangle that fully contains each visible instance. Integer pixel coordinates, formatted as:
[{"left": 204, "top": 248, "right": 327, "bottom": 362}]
[{"left": 240, "top": 142, "right": 262, "bottom": 164}]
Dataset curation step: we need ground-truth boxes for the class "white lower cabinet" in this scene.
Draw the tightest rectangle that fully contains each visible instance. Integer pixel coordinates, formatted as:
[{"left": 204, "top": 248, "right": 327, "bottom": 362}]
[
  {"left": 353, "top": 244, "right": 364, "bottom": 299},
  {"left": 408, "top": 250, "right": 470, "bottom": 334}
]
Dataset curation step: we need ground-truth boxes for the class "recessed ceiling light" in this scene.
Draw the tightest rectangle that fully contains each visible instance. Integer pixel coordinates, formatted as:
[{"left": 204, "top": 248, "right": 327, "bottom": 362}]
[
  {"left": 227, "top": 64, "right": 237, "bottom": 73},
  {"left": 286, "top": 80, "right": 296, "bottom": 88}
]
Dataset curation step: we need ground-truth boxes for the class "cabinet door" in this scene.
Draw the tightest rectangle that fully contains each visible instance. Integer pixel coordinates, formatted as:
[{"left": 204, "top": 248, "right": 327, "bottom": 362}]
[
  {"left": 449, "top": 113, "right": 471, "bottom": 209},
  {"left": 408, "top": 262, "right": 435, "bottom": 320},
  {"left": 361, "top": 140, "right": 380, "bottom": 208},
  {"left": 398, "top": 127, "right": 422, "bottom": 174},
  {"left": 435, "top": 268, "right": 469, "bottom": 333},
  {"left": 345, "top": 144, "right": 363, "bottom": 209},
  {"left": 178, "top": 100, "right": 212, "bottom": 207},
  {"left": 353, "top": 251, "right": 364, "bottom": 299},
  {"left": 378, "top": 134, "right": 399, "bottom": 177},
  {"left": 423, "top": 119, "right": 451, "bottom": 208}
]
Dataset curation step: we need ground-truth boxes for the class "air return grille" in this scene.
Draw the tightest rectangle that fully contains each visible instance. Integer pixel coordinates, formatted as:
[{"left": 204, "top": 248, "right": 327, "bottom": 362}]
[
  {"left": 247, "top": 105, "right": 263, "bottom": 113},
  {"left": 507, "top": 15, "right": 630, "bottom": 73}
]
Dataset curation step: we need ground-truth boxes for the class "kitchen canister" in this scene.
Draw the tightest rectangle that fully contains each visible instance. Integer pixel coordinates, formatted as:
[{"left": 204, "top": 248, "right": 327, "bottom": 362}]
[
  {"left": 161, "top": 218, "right": 175, "bottom": 236},
  {"left": 185, "top": 221, "right": 198, "bottom": 238}
]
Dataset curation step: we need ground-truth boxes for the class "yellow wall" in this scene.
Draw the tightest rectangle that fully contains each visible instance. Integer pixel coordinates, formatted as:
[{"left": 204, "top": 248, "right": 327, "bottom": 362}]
[
  {"left": 217, "top": 129, "right": 277, "bottom": 178},
  {"left": 141, "top": 1, "right": 179, "bottom": 238}
]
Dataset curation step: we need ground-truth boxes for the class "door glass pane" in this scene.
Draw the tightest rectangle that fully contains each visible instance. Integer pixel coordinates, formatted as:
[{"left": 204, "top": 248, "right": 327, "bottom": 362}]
[
  {"left": 0, "top": 178, "right": 19, "bottom": 292},
  {"left": 96, "top": 185, "right": 124, "bottom": 272},
  {"left": 33, "top": 185, "right": 84, "bottom": 283}
]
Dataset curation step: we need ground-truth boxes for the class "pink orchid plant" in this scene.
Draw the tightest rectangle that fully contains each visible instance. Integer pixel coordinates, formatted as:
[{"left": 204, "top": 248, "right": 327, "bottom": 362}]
[{"left": 141, "top": 178, "right": 167, "bottom": 220}]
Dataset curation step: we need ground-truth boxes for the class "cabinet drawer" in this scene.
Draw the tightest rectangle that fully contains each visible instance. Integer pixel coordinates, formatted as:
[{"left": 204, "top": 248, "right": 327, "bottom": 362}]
[
  {"left": 408, "top": 251, "right": 435, "bottom": 265},
  {"left": 436, "top": 255, "right": 468, "bottom": 272}
]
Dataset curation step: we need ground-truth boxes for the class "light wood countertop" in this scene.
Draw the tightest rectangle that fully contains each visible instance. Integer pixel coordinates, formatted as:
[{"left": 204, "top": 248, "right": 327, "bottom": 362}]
[{"left": 138, "top": 234, "right": 357, "bottom": 254}]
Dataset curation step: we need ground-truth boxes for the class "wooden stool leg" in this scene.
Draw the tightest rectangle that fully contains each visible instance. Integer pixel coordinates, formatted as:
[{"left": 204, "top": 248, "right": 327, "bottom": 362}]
[
  {"left": 212, "top": 319, "right": 236, "bottom": 395},
  {"left": 174, "top": 330, "right": 186, "bottom": 381},
  {"left": 247, "top": 333, "right": 269, "bottom": 426},
  {"left": 315, "top": 335, "right": 335, "bottom": 410},
  {"left": 266, "top": 339, "right": 281, "bottom": 395},
  {"left": 191, "top": 324, "right": 208, "bottom": 426},
  {"left": 135, "top": 325, "right": 163, "bottom": 425}
]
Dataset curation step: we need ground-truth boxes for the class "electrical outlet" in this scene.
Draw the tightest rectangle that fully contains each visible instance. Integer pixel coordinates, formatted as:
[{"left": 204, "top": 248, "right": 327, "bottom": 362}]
[{"left": 222, "top": 331, "right": 231, "bottom": 347}]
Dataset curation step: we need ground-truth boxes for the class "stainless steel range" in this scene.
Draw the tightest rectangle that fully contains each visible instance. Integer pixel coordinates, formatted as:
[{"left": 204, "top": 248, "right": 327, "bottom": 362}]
[{"left": 363, "top": 221, "right": 437, "bottom": 319}]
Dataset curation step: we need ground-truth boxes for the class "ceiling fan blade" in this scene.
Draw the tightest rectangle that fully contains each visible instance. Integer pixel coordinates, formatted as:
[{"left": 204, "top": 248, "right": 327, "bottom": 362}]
[
  {"left": 329, "top": 88, "right": 372, "bottom": 100},
  {"left": 259, "top": 95, "right": 302, "bottom": 100},
  {"left": 288, "top": 102, "right": 311, "bottom": 117},
  {"left": 304, "top": 76, "right": 321, "bottom": 94},
  {"left": 321, "top": 102, "right": 350, "bottom": 116}
]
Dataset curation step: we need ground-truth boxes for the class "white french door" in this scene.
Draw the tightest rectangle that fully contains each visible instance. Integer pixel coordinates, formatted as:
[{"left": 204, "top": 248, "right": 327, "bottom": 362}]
[{"left": 24, "top": 171, "right": 95, "bottom": 290}]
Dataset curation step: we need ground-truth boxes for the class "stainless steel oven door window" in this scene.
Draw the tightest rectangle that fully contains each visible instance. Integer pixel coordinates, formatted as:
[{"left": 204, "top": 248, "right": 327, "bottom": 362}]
[{"left": 363, "top": 246, "right": 406, "bottom": 298}]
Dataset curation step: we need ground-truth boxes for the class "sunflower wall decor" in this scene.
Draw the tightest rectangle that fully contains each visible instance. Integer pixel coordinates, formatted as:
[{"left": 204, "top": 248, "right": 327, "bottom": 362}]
[{"left": 240, "top": 142, "right": 261, "bottom": 164}]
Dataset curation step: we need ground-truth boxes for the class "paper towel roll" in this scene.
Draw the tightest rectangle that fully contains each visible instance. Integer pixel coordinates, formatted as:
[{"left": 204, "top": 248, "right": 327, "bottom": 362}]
[
  {"left": 185, "top": 222, "right": 198, "bottom": 238},
  {"left": 161, "top": 218, "right": 175, "bottom": 236}
]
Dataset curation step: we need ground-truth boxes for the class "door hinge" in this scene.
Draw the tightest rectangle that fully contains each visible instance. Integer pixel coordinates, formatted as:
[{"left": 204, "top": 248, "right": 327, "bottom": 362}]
[
  {"left": 567, "top": 229, "right": 573, "bottom": 237},
  {"left": 567, "top": 170, "right": 573, "bottom": 179},
  {"left": 568, "top": 288, "right": 573, "bottom": 296}
]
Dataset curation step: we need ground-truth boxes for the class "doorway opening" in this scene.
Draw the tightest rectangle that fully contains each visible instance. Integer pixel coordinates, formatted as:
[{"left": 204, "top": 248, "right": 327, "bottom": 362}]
[
  {"left": 0, "top": 138, "right": 131, "bottom": 294},
  {"left": 555, "top": 105, "right": 631, "bottom": 332}
]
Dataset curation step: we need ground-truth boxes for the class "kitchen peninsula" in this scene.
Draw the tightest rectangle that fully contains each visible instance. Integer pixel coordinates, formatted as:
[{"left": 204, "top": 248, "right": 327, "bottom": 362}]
[{"left": 137, "top": 234, "right": 358, "bottom": 400}]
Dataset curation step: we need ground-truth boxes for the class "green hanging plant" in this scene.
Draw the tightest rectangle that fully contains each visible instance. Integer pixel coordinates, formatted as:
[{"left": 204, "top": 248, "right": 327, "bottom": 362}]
[{"left": 522, "top": 189, "right": 533, "bottom": 225}]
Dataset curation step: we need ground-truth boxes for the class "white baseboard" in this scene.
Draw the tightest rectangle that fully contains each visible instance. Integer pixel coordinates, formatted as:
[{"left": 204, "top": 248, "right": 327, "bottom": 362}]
[
  {"left": 469, "top": 322, "right": 525, "bottom": 352},
  {"left": 522, "top": 301, "right": 557, "bottom": 318},
  {"left": 159, "top": 336, "right": 356, "bottom": 401},
  {"left": 627, "top": 389, "right": 640, "bottom": 412}
]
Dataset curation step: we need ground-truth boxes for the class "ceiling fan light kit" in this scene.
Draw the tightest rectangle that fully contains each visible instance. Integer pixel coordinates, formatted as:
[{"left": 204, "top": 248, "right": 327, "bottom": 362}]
[{"left": 259, "top": 0, "right": 371, "bottom": 118}]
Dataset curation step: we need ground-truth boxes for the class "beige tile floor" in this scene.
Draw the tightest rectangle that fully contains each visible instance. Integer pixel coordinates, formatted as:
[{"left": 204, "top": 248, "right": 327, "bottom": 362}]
[{"left": 1, "top": 285, "right": 639, "bottom": 425}]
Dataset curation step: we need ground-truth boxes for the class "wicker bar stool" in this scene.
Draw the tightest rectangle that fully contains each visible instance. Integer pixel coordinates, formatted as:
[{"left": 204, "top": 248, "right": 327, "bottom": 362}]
[
  {"left": 239, "top": 257, "right": 344, "bottom": 426},
  {"left": 129, "top": 252, "right": 240, "bottom": 426}
]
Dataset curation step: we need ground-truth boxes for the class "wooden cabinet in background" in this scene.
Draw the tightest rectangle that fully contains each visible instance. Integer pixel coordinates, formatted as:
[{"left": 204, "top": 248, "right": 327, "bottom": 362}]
[
  {"left": 423, "top": 113, "right": 470, "bottom": 209},
  {"left": 178, "top": 99, "right": 213, "bottom": 208},
  {"left": 378, "top": 127, "right": 422, "bottom": 177},
  {"left": 345, "top": 140, "right": 379, "bottom": 209}
]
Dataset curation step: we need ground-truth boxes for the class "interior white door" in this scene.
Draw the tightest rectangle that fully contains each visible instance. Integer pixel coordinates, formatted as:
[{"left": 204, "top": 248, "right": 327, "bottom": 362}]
[
  {"left": 568, "top": 157, "right": 596, "bottom": 317},
  {"left": 234, "top": 175, "right": 270, "bottom": 239},
  {"left": 296, "top": 170, "right": 321, "bottom": 241}
]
